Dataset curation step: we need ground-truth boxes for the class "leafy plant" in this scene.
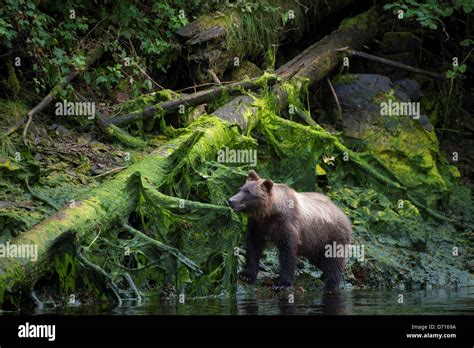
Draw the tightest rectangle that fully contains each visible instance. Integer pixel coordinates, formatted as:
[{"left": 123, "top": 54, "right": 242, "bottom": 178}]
[
  {"left": 445, "top": 63, "right": 467, "bottom": 79},
  {"left": 0, "top": 0, "right": 209, "bottom": 99},
  {"left": 384, "top": 0, "right": 473, "bottom": 30}
]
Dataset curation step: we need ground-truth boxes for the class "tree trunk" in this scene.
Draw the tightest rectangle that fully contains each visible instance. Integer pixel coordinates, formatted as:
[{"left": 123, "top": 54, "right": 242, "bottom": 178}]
[{"left": 7, "top": 43, "right": 104, "bottom": 137}]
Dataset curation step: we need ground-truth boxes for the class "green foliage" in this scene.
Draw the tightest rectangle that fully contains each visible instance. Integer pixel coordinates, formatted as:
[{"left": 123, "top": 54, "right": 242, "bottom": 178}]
[
  {"left": 224, "top": 0, "right": 308, "bottom": 60},
  {"left": 384, "top": 0, "right": 473, "bottom": 30},
  {"left": 446, "top": 63, "right": 468, "bottom": 78},
  {"left": 0, "top": 0, "right": 211, "bottom": 99}
]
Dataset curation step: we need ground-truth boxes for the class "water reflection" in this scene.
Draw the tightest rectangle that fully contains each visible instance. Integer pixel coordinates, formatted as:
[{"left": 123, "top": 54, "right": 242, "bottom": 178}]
[
  {"left": 5, "top": 287, "right": 474, "bottom": 315},
  {"left": 235, "top": 290, "right": 348, "bottom": 315},
  {"left": 322, "top": 291, "right": 347, "bottom": 315}
]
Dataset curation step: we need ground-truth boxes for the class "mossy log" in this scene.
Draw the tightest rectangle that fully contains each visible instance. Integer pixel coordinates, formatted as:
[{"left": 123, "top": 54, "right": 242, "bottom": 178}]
[
  {"left": 107, "top": 75, "right": 277, "bottom": 127},
  {"left": 177, "top": 0, "right": 356, "bottom": 82},
  {"left": 0, "top": 116, "right": 252, "bottom": 306}
]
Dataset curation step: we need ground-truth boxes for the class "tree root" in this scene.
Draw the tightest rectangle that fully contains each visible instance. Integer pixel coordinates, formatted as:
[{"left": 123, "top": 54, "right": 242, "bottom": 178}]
[
  {"left": 123, "top": 272, "right": 142, "bottom": 305},
  {"left": 77, "top": 253, "right": 123, "bottom": 307},
  {"left": 122, "top": 222, "right": 202, "bottom": 275}
]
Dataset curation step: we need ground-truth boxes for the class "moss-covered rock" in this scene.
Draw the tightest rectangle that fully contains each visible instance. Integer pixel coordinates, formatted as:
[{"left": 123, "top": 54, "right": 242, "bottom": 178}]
[
  {"left": 230, "top": 61, "right": 263, "bottom": 81},
  {"left": 333, "top": 74, "right": 459, "bottom": 208},
  {"left": 339, "top": 7, "right": 378, "bottom": 31}
]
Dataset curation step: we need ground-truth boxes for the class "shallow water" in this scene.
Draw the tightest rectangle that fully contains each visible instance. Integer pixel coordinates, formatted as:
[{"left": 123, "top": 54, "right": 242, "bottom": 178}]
[{"left": 11, "top": 287, "right": 474, "bottom": 315}]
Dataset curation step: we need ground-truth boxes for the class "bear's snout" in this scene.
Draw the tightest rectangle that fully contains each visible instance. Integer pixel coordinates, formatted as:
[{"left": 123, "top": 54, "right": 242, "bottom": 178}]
[
  {"left": 228, "top": 195, "right": 243, "bottom": 211},
  {"left": 228, "top": 196, "right": 237, "bottom": 209}
]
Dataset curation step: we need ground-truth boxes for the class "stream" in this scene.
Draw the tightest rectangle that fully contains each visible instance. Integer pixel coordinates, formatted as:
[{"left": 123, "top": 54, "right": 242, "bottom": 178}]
[{"left": 6, "top": 287, "right": 473, "bottom": 316}]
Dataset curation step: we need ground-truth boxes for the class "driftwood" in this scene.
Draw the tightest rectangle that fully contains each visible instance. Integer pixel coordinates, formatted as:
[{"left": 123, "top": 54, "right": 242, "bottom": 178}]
[{"left": 336, "top": 47, "right": 446, "bottom": 80}]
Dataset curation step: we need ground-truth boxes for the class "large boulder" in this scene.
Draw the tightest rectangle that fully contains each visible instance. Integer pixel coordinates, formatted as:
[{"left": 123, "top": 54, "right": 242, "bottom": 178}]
[{"left": 332, "top": 73, "right": 458, "bottom": 207}]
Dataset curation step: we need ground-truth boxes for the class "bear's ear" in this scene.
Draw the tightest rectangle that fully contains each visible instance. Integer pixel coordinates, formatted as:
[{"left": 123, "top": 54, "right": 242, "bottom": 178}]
[
  {"left": 247, "top": 170, "right": 260, "bottom": 182},
  {"left": 262, "top": 179, "right": 273, "bottom": 192}
]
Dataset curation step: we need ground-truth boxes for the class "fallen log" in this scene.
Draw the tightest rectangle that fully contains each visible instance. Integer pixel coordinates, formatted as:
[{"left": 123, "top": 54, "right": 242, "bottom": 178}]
[
  {"left": 177, "top": 0, "right": 357, "bottom": 83},
  {"left": 0, "top": 116, "right": 250, "bottom": 306},
  {"left": 107, "top": 75, "right": 277, "bottom": 127}
]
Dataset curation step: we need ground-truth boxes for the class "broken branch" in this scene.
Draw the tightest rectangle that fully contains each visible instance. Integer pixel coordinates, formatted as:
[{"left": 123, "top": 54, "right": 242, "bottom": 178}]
[{"left": 336, "top": 47, "right": 446, "bottom": 80}]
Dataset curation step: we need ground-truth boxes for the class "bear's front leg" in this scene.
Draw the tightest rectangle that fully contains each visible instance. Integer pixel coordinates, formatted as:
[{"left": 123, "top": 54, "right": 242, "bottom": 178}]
[
  {"left": 273, "top": 228, "right": 298, "bottom": 291},
  {"left": 238, "top": 220, "right": 265, "bottom": 284}
]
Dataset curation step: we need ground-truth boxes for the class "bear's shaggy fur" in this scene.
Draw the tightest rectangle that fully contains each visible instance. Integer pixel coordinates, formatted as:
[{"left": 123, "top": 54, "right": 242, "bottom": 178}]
[{"left": 228, "top": 170, "right": 352, "bottom": 291}]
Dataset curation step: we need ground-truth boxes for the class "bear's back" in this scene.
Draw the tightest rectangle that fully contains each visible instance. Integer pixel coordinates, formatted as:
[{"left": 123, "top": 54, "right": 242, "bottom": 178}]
[
  {"left": 295, "top": 192, "right": 352, "bottom": 255},
  {"left": 298, "top": 192, "right": 348, "bottom": 224}
]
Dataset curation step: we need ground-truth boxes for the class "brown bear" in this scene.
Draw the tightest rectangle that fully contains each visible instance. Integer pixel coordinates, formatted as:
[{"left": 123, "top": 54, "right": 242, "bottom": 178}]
[{"left": 228, "top": 170, "right": 352, "bottom": 292}]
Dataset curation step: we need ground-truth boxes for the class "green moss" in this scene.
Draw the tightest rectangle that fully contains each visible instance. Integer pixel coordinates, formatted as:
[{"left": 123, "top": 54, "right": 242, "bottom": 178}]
[
  {"left": 6, "top": 61, "right": 20, "bottom": 98},
  {"left": 105, "top": 124, "right": 147, "bottom": 149},
  {"left": 0, "top": 210, "right": 42, "bottom": 240},
  {"left": 230, "top": 61, "right": 263, "bottom": 81},
  {"left": 372, "top": 88, "right": 399, "bottom": 105},
  {"left": 339, "top": 8, "right": 377, "bottom": 31},
  {"left": 112, "top": 89, "right": 177, "bottom": 116},
  {"left": 224, "top": 1, "right": 308, "bottom": 60},
  {"left": 0, "top": 99, "right": 28, "bottom": 126},
  {"left": 332, "top": 73, "right": 358, "bottom": 85},
  {"left": 54, "top": 253, "right": 77, "bottom": 294}
]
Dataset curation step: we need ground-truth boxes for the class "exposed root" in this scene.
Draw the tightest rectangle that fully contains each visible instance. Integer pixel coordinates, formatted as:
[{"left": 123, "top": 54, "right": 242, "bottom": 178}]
[
  {"left": 123, "top": 272, "right": 142, "bottom": 305},
  {"left": 77, "top": 253, "right": 123, "bottom": 307}
]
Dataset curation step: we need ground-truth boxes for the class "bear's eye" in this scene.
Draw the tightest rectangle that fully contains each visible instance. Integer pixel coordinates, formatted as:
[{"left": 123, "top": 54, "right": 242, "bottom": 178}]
[{"left": 244, "top": 189, "right": 250, "bottom": 194}]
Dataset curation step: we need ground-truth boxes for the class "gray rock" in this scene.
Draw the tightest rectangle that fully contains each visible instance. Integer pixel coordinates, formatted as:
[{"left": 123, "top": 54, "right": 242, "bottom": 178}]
[
  {"left": 333, "top": 74, "right": 432, "bottom": 139},
  {"left": 55, "top": 125, "right": 71, "bottom": 137},
  {"left": 394, "top": 78, "right": 422, "bottom": 102},
  {"left": 212, "top": 95, "right": 256, "bottom": 129},
  {"left": 334, "top": 74, "right": 392, "bottom": 138},
  {"left": 334, "top": 74, "right": 392, "bottom": 111},
  {"left": 417, "top": 114, "right": 434, "bottom": 131}
]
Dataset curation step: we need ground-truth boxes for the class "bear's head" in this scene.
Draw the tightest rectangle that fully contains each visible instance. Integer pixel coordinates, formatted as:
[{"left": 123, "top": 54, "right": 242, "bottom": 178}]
[{"left": 228, "top": 170, "right": 273, "bottom": 218}]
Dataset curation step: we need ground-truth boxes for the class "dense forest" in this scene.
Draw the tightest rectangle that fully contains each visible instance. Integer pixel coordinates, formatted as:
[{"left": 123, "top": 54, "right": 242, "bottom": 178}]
[{"left": 0, "top": 0, "right": 473, "bottom": 312}]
